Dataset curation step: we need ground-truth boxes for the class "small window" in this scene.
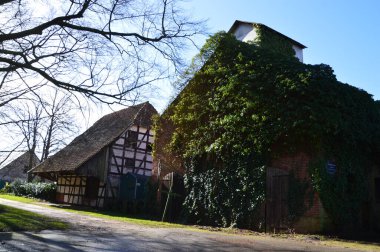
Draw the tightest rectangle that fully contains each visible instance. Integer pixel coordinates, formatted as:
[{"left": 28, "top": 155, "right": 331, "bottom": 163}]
[
  {"left": 125, "top": 158, "right": 135, "bottom": 168},
  {"left": 126, "top": 130, "right": 138, "bottom": 142},
  {"left": 146, "top": 143, "right": 153, "bottom": 152},
  {"left": 375, "top": 178, "right": 380, "bottom": 203},
  {"left": 126, "top": 130, "right": 138, "bottom": 148},
  {"left": 85, "top": 177, "right": 99, "bottom": 199}
]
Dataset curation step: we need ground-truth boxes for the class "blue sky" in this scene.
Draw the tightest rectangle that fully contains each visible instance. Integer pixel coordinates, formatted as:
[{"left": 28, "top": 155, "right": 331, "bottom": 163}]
[{"left": 182, "top": 0, "right": 380, "bottom": 100}]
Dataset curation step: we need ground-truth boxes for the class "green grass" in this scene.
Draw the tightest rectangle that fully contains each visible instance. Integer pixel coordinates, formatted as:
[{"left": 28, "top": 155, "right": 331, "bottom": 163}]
[
  {"left": 50, "top": 205, "right": 186, "bottom": 228},
  {"left": 0, "top": 193, "right": 184, "bottom": 228},
  {"left": 0, "top": 203, "right": 69, "bottom": 232},
  {"left": 0, "top": 194, "right": 38, "bottom": 203},
  {"left": 320, "top": 239, "right": 380, "bottom": 252}
]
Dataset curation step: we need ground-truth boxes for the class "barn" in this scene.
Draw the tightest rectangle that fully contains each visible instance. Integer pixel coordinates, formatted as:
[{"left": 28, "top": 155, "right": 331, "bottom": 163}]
[
  {"left": 30, "top": 102, "right": 157, "bottom": 208},
  {"left": 0, "top": 151, "right": 40, "bottom": 184}
]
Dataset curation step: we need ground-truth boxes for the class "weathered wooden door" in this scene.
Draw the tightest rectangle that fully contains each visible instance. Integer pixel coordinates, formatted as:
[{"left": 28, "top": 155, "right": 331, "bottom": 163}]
[{"left": 266, "top": 168, "right": 289, "bottom": 232}]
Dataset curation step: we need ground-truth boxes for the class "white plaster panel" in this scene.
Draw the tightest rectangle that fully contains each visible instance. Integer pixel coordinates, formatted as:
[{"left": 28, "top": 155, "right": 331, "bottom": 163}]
[
  {"left": 111, "top": 166, "right": 119, "bottom": 173},
  {"left": 125, "top": 151, "right": 134, "bottom": 158},
  {"left": 112, "top": 149, "right": 123, "bottom": 157},
  {"left": 136, "top": 153, "right": 145, "bottom": 160},
  {"left": 145, "top": 163, "right": 152, "bottom": 169},
  {"left": 112, "top": 145, "right": 123, "bottom": 151},
  {"left": 135, "top": 149, "right": 144, "bottom": 154},
  {"left": 111, "top": 157, "right": 123, "bottom": 166},
  {"left": 138, "top": 127, "right": 147, "bottom": 133},
  {"left": 148, "top": 136, "right": 154, "bottom": 143},
  {"left": 115, "top": 138, "right": 124, "bottom": 145},
  {"left": 293, "top": 45, "right": 303, "bottom": 62},
  {"left": 233, "top": 23, "right": 257, "bottom": 42},
  {"left": 139, "top": 142, "right": 147, "bottom": 149}
]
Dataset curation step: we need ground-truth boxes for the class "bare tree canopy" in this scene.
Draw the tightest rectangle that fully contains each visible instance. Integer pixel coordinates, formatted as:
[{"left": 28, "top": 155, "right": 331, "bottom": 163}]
[
  {"left": 0, "top": 0, "right": 204, "bottom": 105},
  {"left": 0, "top": 89, "right": 80, "bottom": 166}
]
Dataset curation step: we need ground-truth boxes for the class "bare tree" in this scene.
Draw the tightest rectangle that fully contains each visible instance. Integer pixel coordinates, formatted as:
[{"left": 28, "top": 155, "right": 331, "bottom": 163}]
[
  {"left": 0, "top": 90, "right": 79, "bottom": 167},
  {"left": 0, "top": 100, "right": 42, "bottom": 177},
  {"left": 0, "top": 0, "right": 204, "bottom": 105},
  {"left": 39, "top": 90, "right": 80, "bottom": 161}
]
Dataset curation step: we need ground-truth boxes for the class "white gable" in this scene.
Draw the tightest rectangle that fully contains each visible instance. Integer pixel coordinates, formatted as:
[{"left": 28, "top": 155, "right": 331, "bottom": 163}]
[{"left": 230, "top": 22, "right": 305, "bottom": 62}]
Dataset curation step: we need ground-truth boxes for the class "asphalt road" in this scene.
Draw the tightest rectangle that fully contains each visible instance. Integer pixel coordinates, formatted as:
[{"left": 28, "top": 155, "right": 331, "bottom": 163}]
[{"left": 0, "top": 198, "right": 365, "bottom": 252}]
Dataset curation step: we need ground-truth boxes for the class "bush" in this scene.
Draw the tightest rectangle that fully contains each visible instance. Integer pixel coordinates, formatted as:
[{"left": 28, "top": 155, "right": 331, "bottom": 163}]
[{"left": 3, "top": 179, "right": 56, "bottom": 201}]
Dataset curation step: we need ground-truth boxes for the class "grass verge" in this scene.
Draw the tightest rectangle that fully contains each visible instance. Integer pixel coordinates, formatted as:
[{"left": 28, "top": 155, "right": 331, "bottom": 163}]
[
  {"left": 319, "top": 240, "right": 380, "bottom": 252},
  {"left": 51, "top": 205, "right": 186, "bottom": 228},
  {"left": 0, "top": 194, "right": 37, "bottom": 203},
  {"left": 0, "top": 203, "right": 69, "bottom": 232},
  {"left": 0, "top": 193, "right": 184, "bottom": 228}
]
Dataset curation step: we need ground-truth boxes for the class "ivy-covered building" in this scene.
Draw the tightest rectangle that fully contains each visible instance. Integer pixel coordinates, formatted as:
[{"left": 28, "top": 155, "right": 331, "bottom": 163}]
[{"left": 154, "top": 20, "right": 380, "bottom": 234}]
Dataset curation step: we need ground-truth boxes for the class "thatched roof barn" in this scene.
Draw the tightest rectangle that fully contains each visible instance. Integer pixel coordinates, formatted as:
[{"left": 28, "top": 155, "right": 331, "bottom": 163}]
[
  {"left": 30, "top": 102, "right": 157, "bottom": 208},
  {"left": 31, "top": 102, "right": 156, "bottom": 179}
]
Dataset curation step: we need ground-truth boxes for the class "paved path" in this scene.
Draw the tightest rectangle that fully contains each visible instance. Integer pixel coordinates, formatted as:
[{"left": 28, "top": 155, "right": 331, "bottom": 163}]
[{"left": 0, "top": 198, "right": 364, "bottom": 252}]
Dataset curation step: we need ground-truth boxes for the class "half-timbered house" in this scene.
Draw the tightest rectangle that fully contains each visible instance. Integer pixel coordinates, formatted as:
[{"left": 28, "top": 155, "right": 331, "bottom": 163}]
[{"left": 30, "top": 102, "right": 157, "bottom": 208}]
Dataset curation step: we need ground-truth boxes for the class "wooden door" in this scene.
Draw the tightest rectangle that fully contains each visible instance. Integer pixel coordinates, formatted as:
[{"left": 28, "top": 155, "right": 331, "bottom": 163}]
[{"left": 266, "top": 168, "right": 289, "bottom": 232}]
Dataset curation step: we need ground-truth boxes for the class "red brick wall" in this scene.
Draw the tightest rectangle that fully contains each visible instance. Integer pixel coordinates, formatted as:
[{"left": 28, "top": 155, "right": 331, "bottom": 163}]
[{"left": 271, "top": 152, "right": 324, "bottom": 232}]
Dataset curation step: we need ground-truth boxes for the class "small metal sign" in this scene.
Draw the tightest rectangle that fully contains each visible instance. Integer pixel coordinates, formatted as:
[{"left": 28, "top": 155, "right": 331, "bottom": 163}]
[{"left": 326, "top": 161, "right": 337, "bottom": 175}]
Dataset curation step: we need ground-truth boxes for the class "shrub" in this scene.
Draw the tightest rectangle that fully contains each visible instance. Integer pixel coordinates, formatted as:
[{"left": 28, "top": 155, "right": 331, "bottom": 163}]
[{"left": 3, "top": 179, "right": 56, "bottom": 201}]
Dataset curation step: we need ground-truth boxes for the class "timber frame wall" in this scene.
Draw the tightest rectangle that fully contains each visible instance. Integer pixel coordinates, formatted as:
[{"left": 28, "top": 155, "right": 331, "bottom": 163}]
[
  {"left": 56, "top": 175, "right": 106, "bottom": 207},
  {"left": 56, "top": 125, "right": 154, "bottom": 208}
]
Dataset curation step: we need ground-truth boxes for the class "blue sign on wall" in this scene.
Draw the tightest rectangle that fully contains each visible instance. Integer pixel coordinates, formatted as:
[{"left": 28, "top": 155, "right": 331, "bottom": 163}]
[{"left": 326, "top": 161, "right": 337, "bottom": 175}]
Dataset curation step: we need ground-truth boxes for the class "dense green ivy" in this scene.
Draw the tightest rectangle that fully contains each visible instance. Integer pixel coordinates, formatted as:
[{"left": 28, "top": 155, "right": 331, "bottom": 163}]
[
  {"left": 309, "top": 152, "right": 369, "bottom": 230},
  {"left": 183, "top": 154, "right": 265, "bottom": 229},
  {"left": 156, "top": 32, "right": 380, "bottom": 230},
  {"left": 253, "top": 23, "right": 296, "bottom": 57},
  {"left": 287, "top": 171, "right": 314, "bottom": 224}
]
